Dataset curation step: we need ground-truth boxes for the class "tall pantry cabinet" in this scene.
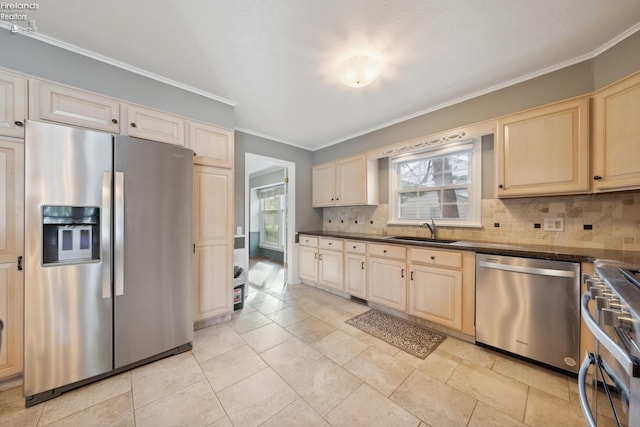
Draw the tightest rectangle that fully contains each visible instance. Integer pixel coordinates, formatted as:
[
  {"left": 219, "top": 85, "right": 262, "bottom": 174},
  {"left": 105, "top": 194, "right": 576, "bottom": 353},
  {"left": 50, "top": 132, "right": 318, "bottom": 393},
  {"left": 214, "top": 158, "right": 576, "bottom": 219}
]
[
  {"left": 191, "top": 122, "right": 235, "bottom": 322},
  {"left": 0, "top": 69, "right": 26, "bottom": 381}
]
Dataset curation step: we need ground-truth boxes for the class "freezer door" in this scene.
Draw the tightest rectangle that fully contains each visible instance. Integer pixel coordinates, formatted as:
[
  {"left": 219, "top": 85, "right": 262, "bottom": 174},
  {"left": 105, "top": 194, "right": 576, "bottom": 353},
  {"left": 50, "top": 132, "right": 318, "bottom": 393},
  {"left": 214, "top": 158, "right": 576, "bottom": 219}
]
[
  {"left": 114, "top": 136, "right": 194, "bottom": 368},
  {"left": 24, "top": 121, "right": 113, "bottom": 397}
]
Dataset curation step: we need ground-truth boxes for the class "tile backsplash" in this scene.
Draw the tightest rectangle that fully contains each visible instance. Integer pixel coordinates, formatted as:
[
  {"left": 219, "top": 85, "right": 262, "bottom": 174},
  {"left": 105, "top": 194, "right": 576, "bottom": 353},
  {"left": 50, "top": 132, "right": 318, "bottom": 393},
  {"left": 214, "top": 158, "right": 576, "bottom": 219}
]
[{"left": 322, "top": 192, "right": 640, "bottom": 251}]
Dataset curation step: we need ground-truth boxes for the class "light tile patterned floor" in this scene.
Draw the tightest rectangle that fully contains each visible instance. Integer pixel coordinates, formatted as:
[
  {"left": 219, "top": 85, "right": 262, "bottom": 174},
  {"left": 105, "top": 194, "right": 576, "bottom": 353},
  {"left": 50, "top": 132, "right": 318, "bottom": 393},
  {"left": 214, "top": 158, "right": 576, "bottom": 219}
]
[{"left": 0, "top": 259, "right": 617, "bottom": 426}]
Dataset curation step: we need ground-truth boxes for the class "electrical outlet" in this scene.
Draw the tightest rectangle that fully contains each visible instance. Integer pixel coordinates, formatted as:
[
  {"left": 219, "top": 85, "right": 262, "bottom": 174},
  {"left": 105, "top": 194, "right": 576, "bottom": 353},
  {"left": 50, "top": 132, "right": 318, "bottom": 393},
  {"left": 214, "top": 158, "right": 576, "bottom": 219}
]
[{"left": 543, "top": 217, "right": 564, "bottom": 232}]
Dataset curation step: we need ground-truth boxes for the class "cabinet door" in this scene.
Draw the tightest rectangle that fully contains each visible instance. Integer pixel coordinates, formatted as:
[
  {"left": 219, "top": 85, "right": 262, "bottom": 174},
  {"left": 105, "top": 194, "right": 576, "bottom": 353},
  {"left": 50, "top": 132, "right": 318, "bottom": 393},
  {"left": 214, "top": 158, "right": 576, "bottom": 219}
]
[
  {"left": 124, "top": 104, "right": 186, "bottom": 146},
  {"left": 30, "top": 80, "right": 120, "bottom": 133},
  {"left": 345, "top": 253, "right": 366, "bottom": 298},
  {"left": 189, "top": 121, "right": 234, "bottom": 168},
  {"left": 319, "top": 249, "right": 343, "bottom": 291},
  {"left": 409, "top": 264, "right": 462, "bottom": 330},
  {"left": 312, "top": 162, "right": 336, "bottom": 207},
  {"left": 495, "top": 97, "right": 589, "bottom": 197},
  {"left": 193, "top": 166, "right": 233, "bottom": 319},
  {"left": 0, "top": 139, "right": 23, "bottom": 379},
  {"left": 336, "top": 154, "right": 367, "bottom": 205},
  {"left": 367, "top": 257, "right": 406, "bottom": 311},
  {"left": 194, "top": 244, "right": 232, "bottom": 320},
  {"left": 593, "top": 72, "right": 640, "bottom": 192},
  {"left": 0, "top": 70, "right": 27, "bottom": 138},
  {"left": 298, "top": 245, "right": 318, "bottom": 282}
]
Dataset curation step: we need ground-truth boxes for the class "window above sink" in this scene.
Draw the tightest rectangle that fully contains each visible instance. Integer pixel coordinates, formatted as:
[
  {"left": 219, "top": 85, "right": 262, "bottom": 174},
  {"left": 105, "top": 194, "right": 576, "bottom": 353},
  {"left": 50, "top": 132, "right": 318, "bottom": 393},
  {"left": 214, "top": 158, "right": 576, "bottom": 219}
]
[{"left": 388, "top": 139, "right": 482, "bottom": 228}]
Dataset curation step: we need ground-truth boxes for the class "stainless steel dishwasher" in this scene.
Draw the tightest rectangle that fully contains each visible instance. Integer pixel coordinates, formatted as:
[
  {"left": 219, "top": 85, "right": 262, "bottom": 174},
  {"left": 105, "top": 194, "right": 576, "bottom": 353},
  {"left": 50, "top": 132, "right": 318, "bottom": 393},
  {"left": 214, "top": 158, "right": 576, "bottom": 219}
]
[{"left": 475, "top": 253, "right": 581, "bottom": 374}]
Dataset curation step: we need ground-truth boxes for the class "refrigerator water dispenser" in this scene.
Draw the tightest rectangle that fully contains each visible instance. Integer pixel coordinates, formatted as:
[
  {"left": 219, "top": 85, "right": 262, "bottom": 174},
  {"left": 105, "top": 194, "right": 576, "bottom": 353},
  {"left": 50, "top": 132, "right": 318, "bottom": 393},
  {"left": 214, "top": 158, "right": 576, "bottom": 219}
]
[{"left": 42, "top": 206, "right": 100, "bottom": 264}]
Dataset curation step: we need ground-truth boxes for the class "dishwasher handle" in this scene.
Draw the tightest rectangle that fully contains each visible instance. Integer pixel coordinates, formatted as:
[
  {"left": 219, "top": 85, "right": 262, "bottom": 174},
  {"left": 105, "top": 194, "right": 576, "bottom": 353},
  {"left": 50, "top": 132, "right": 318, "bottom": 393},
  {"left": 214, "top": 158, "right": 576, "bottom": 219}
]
[{"left": 477, "top": 260, "right": 576, "bottom": 278}]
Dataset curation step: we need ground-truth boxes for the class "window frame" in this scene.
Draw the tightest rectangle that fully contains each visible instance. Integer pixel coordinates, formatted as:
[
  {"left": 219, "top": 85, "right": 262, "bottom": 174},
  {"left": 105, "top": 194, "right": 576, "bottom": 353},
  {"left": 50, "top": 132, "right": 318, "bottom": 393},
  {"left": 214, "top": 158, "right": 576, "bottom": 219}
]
[{"left": 388, "top": 139, "right": 482, "bottom": 228}]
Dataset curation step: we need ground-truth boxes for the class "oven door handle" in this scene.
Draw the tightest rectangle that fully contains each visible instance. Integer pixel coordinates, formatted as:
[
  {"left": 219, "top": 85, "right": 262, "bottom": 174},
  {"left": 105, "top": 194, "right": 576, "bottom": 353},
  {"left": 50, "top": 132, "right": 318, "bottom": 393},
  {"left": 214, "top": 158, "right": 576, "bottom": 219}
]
[
  {"left": 581, "top": 291, "right": 635, "bottom": 375},
  {"left": 578, "top": 352, "right": 597, "bottom": 427}
]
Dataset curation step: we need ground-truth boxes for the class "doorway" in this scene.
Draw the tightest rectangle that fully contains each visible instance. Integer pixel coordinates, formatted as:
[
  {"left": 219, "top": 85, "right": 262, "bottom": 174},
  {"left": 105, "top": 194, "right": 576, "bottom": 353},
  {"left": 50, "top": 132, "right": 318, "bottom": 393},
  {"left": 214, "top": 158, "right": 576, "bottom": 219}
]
[{"left": 244, "top": 154, "right": 296, "bottom": 290}]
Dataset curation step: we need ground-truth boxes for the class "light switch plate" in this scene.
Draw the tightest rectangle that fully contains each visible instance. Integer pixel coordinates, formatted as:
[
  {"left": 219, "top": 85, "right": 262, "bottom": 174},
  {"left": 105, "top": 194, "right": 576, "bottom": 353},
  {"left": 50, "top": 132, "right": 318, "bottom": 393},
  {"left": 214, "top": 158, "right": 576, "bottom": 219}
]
[{"left": 543, "top": 217, "right": 564, "bottom": 232}]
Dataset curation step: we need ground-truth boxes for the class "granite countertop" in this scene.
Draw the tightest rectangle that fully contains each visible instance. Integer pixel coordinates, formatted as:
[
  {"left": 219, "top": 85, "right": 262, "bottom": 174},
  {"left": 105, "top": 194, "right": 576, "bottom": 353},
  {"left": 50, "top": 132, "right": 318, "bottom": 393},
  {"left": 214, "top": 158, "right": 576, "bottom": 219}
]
[{"left": 298, "top": 230, "right": 640, "bottom": 265}]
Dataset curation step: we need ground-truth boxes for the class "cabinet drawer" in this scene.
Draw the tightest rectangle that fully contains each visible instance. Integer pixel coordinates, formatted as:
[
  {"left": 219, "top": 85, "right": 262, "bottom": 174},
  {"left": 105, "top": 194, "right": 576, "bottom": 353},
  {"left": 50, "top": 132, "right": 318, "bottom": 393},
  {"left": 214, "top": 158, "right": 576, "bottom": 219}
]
[
  {"left": 345, "top": 240, "right": 366, "bottom": 254},
  {"left": 299, "top": 235, "right": 318, "bottom": 247},
  {"left": 368, "top": 243, "right": 406, "bottom": 259},
  {"left": 409, "top": 247, "right": 462, "bottom": 269},
  {"left": 319, "top": 238, "right": 343, "bottom": 251}
]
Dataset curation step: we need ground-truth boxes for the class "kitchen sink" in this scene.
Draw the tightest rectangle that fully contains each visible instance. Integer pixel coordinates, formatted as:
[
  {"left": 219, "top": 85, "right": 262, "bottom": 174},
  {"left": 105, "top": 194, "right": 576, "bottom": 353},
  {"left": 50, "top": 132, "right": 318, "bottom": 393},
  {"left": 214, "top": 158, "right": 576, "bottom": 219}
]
[{"left": 383, "top": 236, "right": 458, "bottom": 244}]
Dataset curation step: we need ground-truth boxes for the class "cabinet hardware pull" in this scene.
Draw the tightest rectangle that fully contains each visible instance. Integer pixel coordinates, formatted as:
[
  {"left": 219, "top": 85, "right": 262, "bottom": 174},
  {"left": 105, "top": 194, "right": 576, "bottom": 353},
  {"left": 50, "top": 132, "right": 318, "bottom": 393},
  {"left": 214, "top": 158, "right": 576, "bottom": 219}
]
[
  {"left": 593, "top": 175, "right": 602, "bottom": 181},
  {"left": 314, "top": 252, "right": 317, "bottom": 259},
  {"left": 328, "top": 242, "right": 332, "bottom": 245},
  {"left": 130, "top": 122, "right": 137, "bottom": 128},
  {"left": 319, "top": 254, "right": 323, "bottom": 261},
  {"left": 112, "top": 118, "right": 118, "bottom": 124},
  {"left": 17, "top": 256, "right": 23, "bottom": 271},
  {"left": 361, "top": 261, "right": 365, "bottom": 270},
  {"left": 430, "top": 256, "right": 435, "bottom": 260},
  {"left": 401, "top": 268, "right": 405, "bottom": 278},
  {"left": 383, "top": 249, "right": 387, "bottom": 253},
  {"left": 14, "top": 120, "right": 23, "bottom": 127},
  {"left": 410, "top": 271, "right": 414, "bottom": 280},
  {"left": 498, "top": 184, "right": 504, "bottom": 189},
  {"left": 353, "top": 245, "right": 356, "bottom": 249}
]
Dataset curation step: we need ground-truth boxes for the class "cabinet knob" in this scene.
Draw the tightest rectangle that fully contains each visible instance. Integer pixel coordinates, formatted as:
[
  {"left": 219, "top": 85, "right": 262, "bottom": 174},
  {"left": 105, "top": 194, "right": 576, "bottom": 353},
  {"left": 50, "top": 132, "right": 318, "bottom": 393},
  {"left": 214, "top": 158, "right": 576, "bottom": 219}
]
[
  {"left": 328, "top": 242, "right": 332, "bottom": 245},
  {"left": 130, "top": 122, "right": 137, "bottom": 128},
  {"left": 14, "top": 120, "right": 23, "bottom": 127},
  {"left": 361, "top": 261, "right": 365, "bottom": 270},
  {"left": 383, "top": 249, "right": 387, "bottom": 254},
  {"left": 430, "top": 256, "right": 435, "bottom": 260},
  {"left": 498, "top": 184, "right": 504, "bottom": 189},
  {"left": 353, "top": 245, "right": 357, "bottom": 249},
  {"left": 593, "top": 176, "right": 602, "bottom": 181},
  {"left": 331, "top": 198, "right": 334, "bottom": 201},
  {"left": 401, "top": 268, "right": 405, "bottom": 278},
  {"left": 112, "top": 118, "right": 118, "bottom": 124},
  {"left": 410, "top": 271, "right": 414, "bottom": 280}
]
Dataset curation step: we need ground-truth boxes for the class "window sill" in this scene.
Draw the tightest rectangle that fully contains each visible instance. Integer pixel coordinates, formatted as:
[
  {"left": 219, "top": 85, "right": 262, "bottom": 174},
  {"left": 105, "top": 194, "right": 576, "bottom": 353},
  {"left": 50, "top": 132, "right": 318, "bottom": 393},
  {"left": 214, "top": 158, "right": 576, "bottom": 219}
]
[{"left": 258, "top": 243, "right": 284, "bottom": 252}]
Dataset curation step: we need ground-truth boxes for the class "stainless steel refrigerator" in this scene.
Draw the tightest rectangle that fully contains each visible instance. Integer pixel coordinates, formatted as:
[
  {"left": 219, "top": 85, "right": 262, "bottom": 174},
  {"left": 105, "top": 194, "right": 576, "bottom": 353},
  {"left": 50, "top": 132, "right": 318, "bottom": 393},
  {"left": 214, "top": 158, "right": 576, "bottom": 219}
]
[{"left": 24, "top": 121, "right": 194, "bottom": 405}]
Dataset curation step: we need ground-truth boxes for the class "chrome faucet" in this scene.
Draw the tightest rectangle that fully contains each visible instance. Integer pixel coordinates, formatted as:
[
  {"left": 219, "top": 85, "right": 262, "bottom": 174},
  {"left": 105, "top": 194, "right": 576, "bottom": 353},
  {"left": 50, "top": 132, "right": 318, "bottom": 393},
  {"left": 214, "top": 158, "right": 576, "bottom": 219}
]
[{"left": 420, "top": 217, "right": 437, "bottom": 239}]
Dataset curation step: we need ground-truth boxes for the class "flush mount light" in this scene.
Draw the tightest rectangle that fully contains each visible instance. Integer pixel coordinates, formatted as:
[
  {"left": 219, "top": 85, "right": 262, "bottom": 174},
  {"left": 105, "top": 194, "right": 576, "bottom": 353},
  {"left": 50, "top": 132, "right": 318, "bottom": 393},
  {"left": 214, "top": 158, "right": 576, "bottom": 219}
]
[{"left": 337, "top": 55, "right": 381, "bottom": 88}]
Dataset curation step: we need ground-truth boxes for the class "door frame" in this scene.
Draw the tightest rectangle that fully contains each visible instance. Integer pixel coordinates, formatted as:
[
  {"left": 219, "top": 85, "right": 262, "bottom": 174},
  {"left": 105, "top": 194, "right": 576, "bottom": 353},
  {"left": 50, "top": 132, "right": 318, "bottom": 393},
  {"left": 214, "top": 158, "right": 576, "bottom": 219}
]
[{"left": 244, "top": 153, "right": 296, "bottom": 285}]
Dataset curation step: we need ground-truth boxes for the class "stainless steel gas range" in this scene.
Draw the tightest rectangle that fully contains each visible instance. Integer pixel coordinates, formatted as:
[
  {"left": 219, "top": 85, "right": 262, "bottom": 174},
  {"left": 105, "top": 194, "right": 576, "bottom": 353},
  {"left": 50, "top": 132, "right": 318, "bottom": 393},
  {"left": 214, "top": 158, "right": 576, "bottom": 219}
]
[{"left": 580, "top": 260, "right": 640, "bottom": 426}]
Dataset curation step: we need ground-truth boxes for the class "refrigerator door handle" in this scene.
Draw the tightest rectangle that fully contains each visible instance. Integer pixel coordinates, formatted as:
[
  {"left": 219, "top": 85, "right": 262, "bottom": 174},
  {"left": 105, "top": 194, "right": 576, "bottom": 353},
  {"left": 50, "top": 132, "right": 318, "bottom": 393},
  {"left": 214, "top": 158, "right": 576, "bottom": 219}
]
[
  {"left": 115, "top": 171, "right": 125, "bottom": 296},
  {"left": 101, "top": 172, "right": 112, "bottom": 299}
]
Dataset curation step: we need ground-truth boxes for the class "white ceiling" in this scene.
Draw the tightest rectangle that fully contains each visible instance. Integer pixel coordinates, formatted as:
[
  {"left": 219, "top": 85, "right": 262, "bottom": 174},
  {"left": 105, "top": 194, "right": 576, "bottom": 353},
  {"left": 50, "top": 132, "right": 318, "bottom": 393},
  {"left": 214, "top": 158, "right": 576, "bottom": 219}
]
[{"left": 10, "top": 1, "right": 640, "bottom": 150}]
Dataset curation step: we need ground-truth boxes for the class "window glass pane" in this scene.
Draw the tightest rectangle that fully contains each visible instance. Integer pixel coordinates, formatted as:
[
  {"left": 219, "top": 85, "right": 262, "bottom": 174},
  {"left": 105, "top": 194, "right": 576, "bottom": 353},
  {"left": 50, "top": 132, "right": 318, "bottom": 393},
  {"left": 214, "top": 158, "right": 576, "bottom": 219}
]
[
  {"left": 263, "top": 211, "right": 279, "bottom": 245},
  {"left": 394, "top": 146, "right": 473, "bottom": 221}
]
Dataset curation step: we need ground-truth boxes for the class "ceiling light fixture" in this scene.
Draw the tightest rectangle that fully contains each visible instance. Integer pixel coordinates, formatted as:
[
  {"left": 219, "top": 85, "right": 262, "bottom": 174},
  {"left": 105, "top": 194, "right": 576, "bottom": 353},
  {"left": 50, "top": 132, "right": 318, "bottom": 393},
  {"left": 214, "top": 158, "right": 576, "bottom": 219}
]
[{"left": 337, "top": 55, "right": 381, "bottom": 88}]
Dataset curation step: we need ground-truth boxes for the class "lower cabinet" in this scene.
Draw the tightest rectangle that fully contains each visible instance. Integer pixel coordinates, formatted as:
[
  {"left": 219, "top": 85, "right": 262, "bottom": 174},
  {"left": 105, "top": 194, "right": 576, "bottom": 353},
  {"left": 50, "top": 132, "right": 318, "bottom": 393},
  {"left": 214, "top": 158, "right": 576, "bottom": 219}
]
[
  {"left": 409, "top": 264, "right": 462, "bottom": 330},
  {"left": 318, "top": 238, "right": 343, "bottom": 291},
  {"left": 344, "top": 241, "right": 367, "bottom": 298},
  {"left": 298, "top": 244, "right": 319, "bottom": 283},
  {"left": 367, "top": 244, "right": 407, "bottom": 311},
  {"left": 408, "top": 247, "right": 473, "bottom": 333}
]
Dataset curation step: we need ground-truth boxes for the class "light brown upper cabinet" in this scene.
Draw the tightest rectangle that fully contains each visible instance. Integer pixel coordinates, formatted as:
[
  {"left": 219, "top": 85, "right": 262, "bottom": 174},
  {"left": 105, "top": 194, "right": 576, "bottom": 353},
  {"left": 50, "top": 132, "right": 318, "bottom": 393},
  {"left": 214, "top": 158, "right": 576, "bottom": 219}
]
[
  {"left": 123, "top": 104, "right": 186, "bottom": 146},
  {"left": 312, "top": 153, "right": 378, "bottom": 207},
  {"left": 29, "top": 80, "right": 121, "bottom": 133},
  {"left": 593, "top": 72, "right": 640, "bottom": 192},
  {"left": 0, "top": 70, "right": 27, "bottom": 138},
  {"left": 495, "top": 97, "right": 589, "bottom": 197},
  {"left": 189, "top": 121, "right": 234, "bottom": 168}
]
